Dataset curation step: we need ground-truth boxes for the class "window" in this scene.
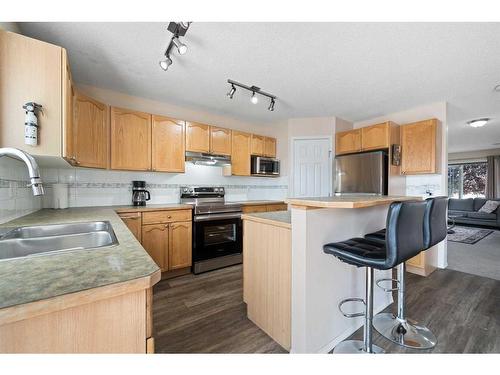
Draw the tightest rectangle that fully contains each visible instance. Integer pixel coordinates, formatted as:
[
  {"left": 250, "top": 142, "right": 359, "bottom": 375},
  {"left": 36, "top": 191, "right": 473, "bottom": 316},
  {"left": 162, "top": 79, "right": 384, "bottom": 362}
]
[{"left": 447, "top": 162, "right": 487, "bottom": 198}]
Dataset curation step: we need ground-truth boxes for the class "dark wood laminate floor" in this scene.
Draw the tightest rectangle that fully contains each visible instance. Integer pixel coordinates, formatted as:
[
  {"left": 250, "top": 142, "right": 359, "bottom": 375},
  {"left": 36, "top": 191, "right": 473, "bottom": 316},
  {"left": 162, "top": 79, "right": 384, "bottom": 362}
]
[
  {"left": 153, "top": 264, "right": 499, "bottom": 354},
  {"left": 153, "top": 265, "right": 287, "bottom": 353},
  {"left": 344, "top": 269, "right": 500, "bottom": 353}
]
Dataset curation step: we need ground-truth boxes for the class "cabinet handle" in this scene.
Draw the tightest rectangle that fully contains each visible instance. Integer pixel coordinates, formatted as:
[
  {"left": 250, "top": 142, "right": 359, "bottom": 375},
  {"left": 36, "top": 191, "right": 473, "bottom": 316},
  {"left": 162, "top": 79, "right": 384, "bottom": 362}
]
[{"left": 167, "top": 215, "right": 172, "bottom": 219}]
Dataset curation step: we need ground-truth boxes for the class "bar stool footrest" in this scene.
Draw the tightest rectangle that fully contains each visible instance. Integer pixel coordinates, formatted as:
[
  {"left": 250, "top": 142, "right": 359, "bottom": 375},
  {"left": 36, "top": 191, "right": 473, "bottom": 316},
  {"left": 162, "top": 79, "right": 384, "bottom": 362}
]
[
  {"left": 375, "top": 278, "right": 400, "bottom": 292},
  {"left": 338, "top": 297, "right": 365, "bottom": 318}
]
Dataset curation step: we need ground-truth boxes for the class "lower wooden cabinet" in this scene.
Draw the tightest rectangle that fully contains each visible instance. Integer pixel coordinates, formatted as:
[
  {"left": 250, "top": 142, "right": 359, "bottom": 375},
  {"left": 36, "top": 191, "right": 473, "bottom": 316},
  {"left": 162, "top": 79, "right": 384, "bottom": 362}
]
[
  {"left": 118, "top": 212, "right": 142, "bottom": 242},
  {"left": 169, "top": 221, "right": 192, "bottom": 269},
  {"left": 242, "top": 203, "right": 288, "bottom": 214},
  {"left": 142, "top": 223, "right": 169, "bottom": 272}
]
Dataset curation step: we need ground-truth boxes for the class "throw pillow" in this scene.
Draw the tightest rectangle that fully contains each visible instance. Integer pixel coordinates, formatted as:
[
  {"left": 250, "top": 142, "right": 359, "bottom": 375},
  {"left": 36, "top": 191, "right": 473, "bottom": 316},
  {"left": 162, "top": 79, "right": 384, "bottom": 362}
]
[{"left": 478, "top": 200, "right": 500, "bottom": 214}]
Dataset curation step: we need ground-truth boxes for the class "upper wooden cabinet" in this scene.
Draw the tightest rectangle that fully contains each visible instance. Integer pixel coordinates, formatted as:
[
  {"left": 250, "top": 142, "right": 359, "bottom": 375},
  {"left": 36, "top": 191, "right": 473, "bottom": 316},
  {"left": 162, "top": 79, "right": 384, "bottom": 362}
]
[
  {"left": 264, "top": 137, "right": 277, "bottom": 158},
  {"left": 110, "top": 107, "right": 151, "bottom": 171},
  {"left": 401, "top": 119, "right": 440, "bottom": 175},
  {"left": 232, "top": 131, "right": 252, "bottom": 176},
  {"left": 67, "top": 91, "right": 109, "bottom": 169},
  {"left": 251, "top": 134, "right": 265, "bottom": 156},
  {"left": 0, "top": 30, "right": 64, "bottom": 156},
  {"left": 152, "top": 115, "right": 185, "bottom": 173},
  {"left": 186, "top": 122, "right": 210, "bottom": 153},
  {"left": 361, "top": 122, "right": 391, "bottom": 151},
  {"left": 210, "top": 126, "right": 232, "bottom": 155},
  {"left": 335, "top": 129, "right": 362, "bottom": 155}
]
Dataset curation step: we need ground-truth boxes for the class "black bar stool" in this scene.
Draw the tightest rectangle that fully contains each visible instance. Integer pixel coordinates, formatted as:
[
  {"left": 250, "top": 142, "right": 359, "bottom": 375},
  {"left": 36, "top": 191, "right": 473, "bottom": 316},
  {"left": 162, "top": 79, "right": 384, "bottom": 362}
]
[
  {"left": 323, "top": 200, "right": 427, "bottom": 354},
  {"left": 366, "top": 196, "right": 448, "bottom": 349}
]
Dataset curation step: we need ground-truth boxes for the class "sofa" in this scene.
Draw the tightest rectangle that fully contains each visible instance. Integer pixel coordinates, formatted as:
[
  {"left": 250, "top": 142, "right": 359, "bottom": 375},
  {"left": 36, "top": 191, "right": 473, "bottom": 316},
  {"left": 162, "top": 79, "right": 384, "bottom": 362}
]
[{"left": 448, "top": 198, "right": 500, "bottom": 229}]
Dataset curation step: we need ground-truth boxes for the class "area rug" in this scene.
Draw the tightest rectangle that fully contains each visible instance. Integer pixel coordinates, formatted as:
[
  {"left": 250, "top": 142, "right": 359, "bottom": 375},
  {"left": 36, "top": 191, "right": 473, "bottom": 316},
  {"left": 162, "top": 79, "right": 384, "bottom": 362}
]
[{"left": 447, "top": 226, "right": 494, "bottom": 244}]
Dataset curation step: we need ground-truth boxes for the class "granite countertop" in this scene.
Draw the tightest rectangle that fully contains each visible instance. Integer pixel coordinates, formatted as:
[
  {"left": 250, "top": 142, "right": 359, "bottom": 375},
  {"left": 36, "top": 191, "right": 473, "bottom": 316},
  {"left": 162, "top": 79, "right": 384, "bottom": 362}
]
[
  {"left": 0, "top": 207, "right": 160, "bottom": 310},
  {"left": 285, "top": 195, "right": 420, "bottom": 209},
  {"left": 230, "top": 200, "right": 286, "bottom": 206},
  {"left": 242, "top": 210, "right": 291, "bottom": 229}
]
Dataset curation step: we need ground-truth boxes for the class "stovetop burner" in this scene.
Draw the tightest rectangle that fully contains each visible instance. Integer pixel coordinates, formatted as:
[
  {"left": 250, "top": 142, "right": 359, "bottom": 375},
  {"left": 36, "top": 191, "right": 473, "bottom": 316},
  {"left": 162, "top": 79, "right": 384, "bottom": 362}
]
[{"left": 180, "top": 186, "right": 242, "bottom": 215}]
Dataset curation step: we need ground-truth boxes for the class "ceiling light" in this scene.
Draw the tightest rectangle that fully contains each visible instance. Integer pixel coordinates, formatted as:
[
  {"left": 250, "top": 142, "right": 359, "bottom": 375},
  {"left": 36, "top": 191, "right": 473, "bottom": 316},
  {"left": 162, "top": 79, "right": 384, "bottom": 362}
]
[
  {"left": 268, "top": 99, "right": 275, "bottom": 111},
  {"left": 159, "top": 57, "right": 173, "bottom": 71},
  {"left": 227, "top": 85, "right": 236, "bottom": 99},
  {"left": 251, "top": 92, "right": 259, "bottom": 104},
  {"left": 226, "top": 79, "right": 277, "bottom": 112},
  {"left": 467, "top": 118, "right": 490, "bottom": 128},
  {"left": 172, "top": 37, "right": 187, "bottom": 55}
]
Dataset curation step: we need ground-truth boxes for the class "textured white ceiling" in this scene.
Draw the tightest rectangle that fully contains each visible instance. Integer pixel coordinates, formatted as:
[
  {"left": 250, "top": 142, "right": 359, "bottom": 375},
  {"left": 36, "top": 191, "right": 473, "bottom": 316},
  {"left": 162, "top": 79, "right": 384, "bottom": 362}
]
[{"left": 18, "top": 22, "right": 500, "bottom": 152}]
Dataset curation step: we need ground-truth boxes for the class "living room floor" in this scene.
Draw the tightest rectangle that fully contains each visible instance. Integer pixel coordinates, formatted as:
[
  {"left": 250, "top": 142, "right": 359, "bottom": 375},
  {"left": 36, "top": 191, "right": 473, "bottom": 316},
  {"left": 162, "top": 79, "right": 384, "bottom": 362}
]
[{"left": 447, "top": 227, "right": 500, "bottom": 281}]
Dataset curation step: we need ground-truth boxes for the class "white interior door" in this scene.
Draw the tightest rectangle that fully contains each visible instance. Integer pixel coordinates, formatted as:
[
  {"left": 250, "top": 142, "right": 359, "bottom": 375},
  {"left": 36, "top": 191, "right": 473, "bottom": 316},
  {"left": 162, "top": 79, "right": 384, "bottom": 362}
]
[{"left": 292, "top": 137, "right": 332, "bottom": 197}]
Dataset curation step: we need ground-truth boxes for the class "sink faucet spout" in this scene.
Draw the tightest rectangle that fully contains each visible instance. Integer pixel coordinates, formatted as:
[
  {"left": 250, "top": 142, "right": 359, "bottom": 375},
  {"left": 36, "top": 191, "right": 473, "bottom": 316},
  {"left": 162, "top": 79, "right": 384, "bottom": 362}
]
[{"left": 0, "top": 147, "right": 44, "bottom": 196}]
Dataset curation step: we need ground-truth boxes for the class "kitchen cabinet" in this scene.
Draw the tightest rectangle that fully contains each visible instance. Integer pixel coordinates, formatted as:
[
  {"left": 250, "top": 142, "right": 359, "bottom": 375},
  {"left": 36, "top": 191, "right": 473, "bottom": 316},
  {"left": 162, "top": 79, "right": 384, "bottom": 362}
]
[
  {"left": 401, "top": 119, "right": 440, "bottom": 175},
  {"left": 152, "top": 115, "right": 185, "bottom": 173},
  {"left": 264, "top": 137, "right": 277, "bottom": 158},
  {"left": 210, "top": 126, "right": 232, "bottom": 155},
  {"left": 169, "top": 221, "right": 192, "bottom": 269},
  {"left": 142, "top": 224, "right": 169, "bottom": 272},
  {"left": 110, "top": 107, "right": 152, "bottom": 171},
  {"left": 138, "top": 209, "right": 193, "bottom": 274},
  {"left": 186, "top": 122, "right": 210, "bottom": 153},
  {"left": 335, "top": 129, "right": 362, "bottom": 155},
  {"left": 251, "top": 134, "right": 265, "bottom": 156},
  {"left": 361, "top": 122, "right": 390, "bottom": 151},
  {"left": 242, "top": 203, "right": 287, "bottom": 214},
  {"left": 266, "top": 203, "right": 288, "bottom": 212},
  {"left": 66, "top": 90, "right": 109, "bottom": 168},
  {"left": 118, "top": 212, "right": 142, "bottom": 242},
  {"left": 0, "top": 30, "right": 64, "bottom": 156},
  {"left": 232, "top": 130, "right": 252, "bottom": 176},
  {"left": 406, "top": 250, "right": 436, "bottom": 277}
]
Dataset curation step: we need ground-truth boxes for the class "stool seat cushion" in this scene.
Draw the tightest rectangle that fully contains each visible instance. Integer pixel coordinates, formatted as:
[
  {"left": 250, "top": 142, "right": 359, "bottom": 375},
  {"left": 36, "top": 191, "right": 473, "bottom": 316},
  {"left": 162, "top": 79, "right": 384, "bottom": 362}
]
[
  {"left": 364, "top": 228, "right": 386, "bottom": 244},
  {"left": 323, "top": 238, "right": 388, "bottom": 269}
]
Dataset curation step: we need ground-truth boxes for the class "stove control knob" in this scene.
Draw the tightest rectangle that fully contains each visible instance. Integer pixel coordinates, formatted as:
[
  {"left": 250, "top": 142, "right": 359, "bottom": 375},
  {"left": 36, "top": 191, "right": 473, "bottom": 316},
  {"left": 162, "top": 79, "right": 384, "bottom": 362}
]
[
  {"left": 183, "top": 188, "right": 188, "bottom": 193},
  {"left": 214, "top": 188, "right": 219, "bottom": 192}
]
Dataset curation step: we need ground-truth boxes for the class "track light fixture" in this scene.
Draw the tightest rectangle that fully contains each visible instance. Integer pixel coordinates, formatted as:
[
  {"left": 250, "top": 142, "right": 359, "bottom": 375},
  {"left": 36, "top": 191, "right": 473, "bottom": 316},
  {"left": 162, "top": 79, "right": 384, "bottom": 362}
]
[
  {"left": 159, "top": 22, "right": 191, "bottom": 72},
  {"left": 227, "top": 84, "right": 236, "bottom": 99},
  {"left": 226, "top": 79, "right": 277, "bottom": 112}
]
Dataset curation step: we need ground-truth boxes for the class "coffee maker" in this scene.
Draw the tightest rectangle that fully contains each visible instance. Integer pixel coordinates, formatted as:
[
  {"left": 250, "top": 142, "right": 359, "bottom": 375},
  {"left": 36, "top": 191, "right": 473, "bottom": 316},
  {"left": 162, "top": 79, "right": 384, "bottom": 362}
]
[{"left": 132, "top": 181, "right": 151, "bottom": 206}]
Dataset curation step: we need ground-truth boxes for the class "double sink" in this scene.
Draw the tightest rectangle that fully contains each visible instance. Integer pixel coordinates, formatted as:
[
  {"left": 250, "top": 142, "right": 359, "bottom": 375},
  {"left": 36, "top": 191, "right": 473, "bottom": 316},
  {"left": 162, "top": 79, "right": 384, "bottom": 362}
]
[{"left": 0, "top": 221, "right": 118, "bottom": 261}]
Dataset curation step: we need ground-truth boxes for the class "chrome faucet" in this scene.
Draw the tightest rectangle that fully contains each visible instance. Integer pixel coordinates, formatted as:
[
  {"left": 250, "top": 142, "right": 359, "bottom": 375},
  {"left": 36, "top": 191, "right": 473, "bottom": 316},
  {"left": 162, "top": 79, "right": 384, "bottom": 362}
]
[{"left": 0, "top": 147, "right": 44, "bottom": 196}]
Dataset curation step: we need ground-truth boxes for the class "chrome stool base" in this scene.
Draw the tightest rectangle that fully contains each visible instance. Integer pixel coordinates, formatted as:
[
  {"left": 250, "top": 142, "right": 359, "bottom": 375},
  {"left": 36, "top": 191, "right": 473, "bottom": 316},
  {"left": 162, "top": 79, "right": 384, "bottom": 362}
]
[
  {"left": 373, "top": 313, "right": 437, "bottom": 349},
  {"left": 333, "top": 340, "right": 385, "bottom": 354}
]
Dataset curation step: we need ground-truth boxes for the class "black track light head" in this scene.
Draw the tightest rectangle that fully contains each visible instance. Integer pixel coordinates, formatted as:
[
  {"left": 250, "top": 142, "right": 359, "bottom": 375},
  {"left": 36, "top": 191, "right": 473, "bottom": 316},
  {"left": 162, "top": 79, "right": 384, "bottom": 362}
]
[{"left": 227, "top": 85, "right": 236, "bottom": 99}]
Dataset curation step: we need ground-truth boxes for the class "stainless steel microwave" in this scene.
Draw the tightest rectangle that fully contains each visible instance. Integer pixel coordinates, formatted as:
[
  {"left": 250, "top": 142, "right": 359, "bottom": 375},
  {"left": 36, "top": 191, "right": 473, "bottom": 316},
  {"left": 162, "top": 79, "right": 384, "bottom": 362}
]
[{"left": 251, "top": 156, "right": 280, "bottom": 176}]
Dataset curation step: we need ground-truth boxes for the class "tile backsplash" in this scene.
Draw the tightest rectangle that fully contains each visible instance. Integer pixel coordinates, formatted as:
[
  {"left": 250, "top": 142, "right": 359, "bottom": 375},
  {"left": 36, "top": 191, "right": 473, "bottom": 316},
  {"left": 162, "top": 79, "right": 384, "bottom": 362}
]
[
  {"left": 0, "top": 156, "right": 42, "bottom": 224},
  {"left": 406, "top": 174, "right": 444, "bottom": 197},
  {"left": 40, "top": 163, "right": 289, "bottom": 208}
]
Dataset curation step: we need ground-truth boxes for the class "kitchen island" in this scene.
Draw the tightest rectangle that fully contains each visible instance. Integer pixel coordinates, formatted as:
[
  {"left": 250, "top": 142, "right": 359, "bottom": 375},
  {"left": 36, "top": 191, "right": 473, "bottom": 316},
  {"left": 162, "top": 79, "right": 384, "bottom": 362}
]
[{"left": 243, "top": 195, "right": 419, "bottom": 353}]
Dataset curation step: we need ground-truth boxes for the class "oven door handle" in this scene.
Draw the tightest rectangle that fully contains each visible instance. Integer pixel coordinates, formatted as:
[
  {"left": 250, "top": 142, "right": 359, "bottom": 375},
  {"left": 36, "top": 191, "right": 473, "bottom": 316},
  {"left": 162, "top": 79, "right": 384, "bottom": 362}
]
[{"left": 194, "top": 213, "right": 242, "bottom": 222}]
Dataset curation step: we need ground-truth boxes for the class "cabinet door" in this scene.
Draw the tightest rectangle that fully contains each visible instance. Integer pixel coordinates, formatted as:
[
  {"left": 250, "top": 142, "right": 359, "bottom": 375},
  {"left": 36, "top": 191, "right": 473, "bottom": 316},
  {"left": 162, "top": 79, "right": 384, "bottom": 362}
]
[
  {"left": 231, "top": 131, "right": 251, "bottom": 176},
  {"left": 361, "top": 122, "right": 389, "bottom": 151},
  {"left": 119, "top": 212, "right": 142, "bottom": 242},
  {"left": 110, "top": 107, "right": 151, "bottom": 171},
  {"left": 264, "top": 137, "right": 277, "bottom": 157},
  {"left": 152, "top": 115, "right": 185, "bottom": 172},
  {"left": 141, "top": 224, "right": 169, "bottom": 271},
  {"left": 401, "top": 119, "right": 437, "bottom": 174},
  {"left": 335, "top": 129, "right": 362, "bottom": 155},
  {"left": 210, "top": 127, "right": 232, "bottom": 155},
  {"left": 62, "top": 50, "right": 74, "bottom": 162},
  {"left": 70, "top": 91, "right": 109, "bottom": 168},
  {"left": 169, "top": 221, "right": 192, "bottom": 270},
  {"left": 251, "top": 134, "right": 265, "bottom": 156},
  {"left": 186, "top": 122, "right": 210, "bottom": 153},
  {"left": 0, "top": 30, "right": 63, "bottom": 156}
]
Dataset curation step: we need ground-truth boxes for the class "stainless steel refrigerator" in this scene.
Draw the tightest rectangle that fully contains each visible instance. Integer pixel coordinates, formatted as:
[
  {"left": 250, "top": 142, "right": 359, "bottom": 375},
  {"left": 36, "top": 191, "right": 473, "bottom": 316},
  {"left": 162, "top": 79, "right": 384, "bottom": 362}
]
[{"left": 334, "top": 150, "right": 388, "bottom": 195}]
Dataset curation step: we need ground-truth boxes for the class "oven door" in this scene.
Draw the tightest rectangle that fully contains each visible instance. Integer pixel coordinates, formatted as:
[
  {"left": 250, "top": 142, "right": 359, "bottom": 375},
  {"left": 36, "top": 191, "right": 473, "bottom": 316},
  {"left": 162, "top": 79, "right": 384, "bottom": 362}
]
[{"left": 193, "top": 215, "right": 242, "bottom": 262}]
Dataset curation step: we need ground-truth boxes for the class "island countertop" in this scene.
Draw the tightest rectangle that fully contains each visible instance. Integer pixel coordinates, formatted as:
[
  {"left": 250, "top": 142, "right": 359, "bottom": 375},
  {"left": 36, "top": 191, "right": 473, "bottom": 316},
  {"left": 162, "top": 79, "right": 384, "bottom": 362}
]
[
  {"left": 285, "top": 195, "right": 420, "bottom": 209},
  {"left": 0, "top": 207, "right": 161, "bottom": 310},
  {"left": 241, "top": 210, "right": 291, "bottom": 229}
]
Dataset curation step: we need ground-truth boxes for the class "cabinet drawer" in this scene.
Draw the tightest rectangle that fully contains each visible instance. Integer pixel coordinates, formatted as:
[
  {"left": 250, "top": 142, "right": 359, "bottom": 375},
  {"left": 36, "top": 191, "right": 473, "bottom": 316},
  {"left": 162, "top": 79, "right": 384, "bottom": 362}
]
[
  {"left": 142, "top": 210, "right": 192, "bottom": 224},
  {"left": 266, "top": 204, "right": 288, "bottom": 212}
]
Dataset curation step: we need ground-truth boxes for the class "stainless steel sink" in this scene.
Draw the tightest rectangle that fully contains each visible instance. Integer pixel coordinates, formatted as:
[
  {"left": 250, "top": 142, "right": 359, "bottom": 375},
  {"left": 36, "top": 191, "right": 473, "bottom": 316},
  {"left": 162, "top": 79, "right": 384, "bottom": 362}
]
[{"left": 0, "top": 221, "right": 118, "bottom": 261}]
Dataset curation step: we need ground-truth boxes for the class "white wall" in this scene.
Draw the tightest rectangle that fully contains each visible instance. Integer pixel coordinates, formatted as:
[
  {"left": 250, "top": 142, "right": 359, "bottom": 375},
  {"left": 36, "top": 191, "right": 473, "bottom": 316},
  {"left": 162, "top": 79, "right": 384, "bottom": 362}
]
[
  {"left": 449, "top": 147, "right": 500, "bottom": 163},
  {"left": 354, "top": 101, "right": 449, "bottom": 268}
]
